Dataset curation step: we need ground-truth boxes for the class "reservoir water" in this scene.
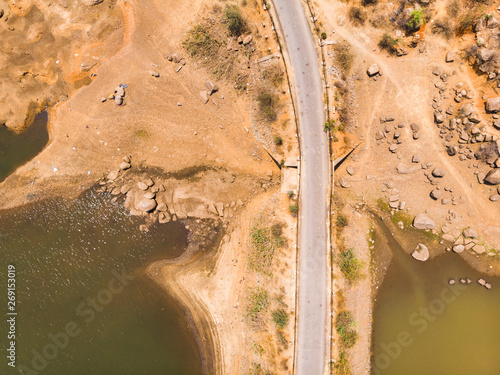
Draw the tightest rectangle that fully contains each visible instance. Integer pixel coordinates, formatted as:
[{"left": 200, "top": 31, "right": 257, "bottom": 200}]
[
  {"left": 0, "top": 189, "right": 202, "bottom": 374},
  {"left": 0, "top": 112, "right": 49, "bottom": 182},
  {"left": 372, "top": 219, "right": 500, "bottom": 375}
]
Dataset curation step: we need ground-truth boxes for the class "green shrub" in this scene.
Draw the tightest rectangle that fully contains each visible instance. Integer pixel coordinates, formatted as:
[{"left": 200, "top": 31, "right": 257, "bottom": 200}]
[
  {"left": 256, "top": 92, "right": 278, "bottom": 121},
  {"left": 336, "top": 311, "right": 358, "bottom": 348},
  {"left": 224, "top": 5, "right": 247, "bottom": 36},
  {"left": 271, "top": 308, "right": 289, "bottom": 329},
  {"left": 407, "top": 9, "right": 425, "bottom": 30},
  {"left": 248, "top": 224, "right": 274, "bottom": 274},
  {"left": 289, "top": 203, "right": 299, "bottom": 215},
  {"left": 337, "top": 248, "right": 364, "bottom": 283},
  {"left": 274, "top": 136, "right": 283, "bottom": 146},
  {"left": 321, "top": 32, "right": 327, "bottom": 40}
]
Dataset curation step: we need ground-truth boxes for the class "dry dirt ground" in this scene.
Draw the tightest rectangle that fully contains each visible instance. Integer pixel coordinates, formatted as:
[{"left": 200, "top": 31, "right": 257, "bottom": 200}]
[
  {"left": 0, "top": 0, "right": 299, "bottom": 374},
  {"left": 306, "top": 0, "right": 500, "bottom": 373}
]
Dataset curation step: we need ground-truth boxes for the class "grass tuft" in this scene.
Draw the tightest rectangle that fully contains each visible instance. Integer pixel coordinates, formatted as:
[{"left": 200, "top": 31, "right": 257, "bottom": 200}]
[
  {"left": 336, "top": 311, "right": 358, "bottom": 348},
  {"left": 337, "top": 248, "right": 364, "bottom": 283}
]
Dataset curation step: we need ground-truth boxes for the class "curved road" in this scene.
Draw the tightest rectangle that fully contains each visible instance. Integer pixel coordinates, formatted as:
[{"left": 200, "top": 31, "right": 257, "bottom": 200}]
[{"left": 272, "top": 1, "right": 330, "bottom": 374}]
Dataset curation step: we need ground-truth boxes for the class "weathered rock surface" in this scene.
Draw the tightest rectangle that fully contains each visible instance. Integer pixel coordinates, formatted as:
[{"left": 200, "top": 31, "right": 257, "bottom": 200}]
[
  {"left": 485, "top": 97, "right": 500, "bottom": 113},
  {"left": 412, "top": 243, "right": 430, "bottom": 261},
  {"left": 396, "top": 163, "right": 417, "bottom": 174},
  {"left": 137, "top": 198, "right": 157, "bottom": 212},
  {"left": 367, "top": 64, "right": 379, "bottom": 77},
  {"left": 484, "top": 168, "right": 500, "bottom": 185},
  {"left": 205, "top": 80, "right": 218, "bottom": 95},
  {"left": 413, "top": 214, "right": 436, "bottom": 230},
  {"left": 463, "top": 228, "right": 478, "bottom": 239}
]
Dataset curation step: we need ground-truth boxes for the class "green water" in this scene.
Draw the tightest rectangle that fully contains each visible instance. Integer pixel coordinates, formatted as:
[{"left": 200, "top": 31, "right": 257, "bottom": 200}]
[
  {"left": 372, "top": 221, "right": 500, "bottom": 375},
  {"left": 0, "top": 112, "right": 49, "bottom": 182},
  {"left": 0, "top": 189, "right": 203, "bottom": 375}
]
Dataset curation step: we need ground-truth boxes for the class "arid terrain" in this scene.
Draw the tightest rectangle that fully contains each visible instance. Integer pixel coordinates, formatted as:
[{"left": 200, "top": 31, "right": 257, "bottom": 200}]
[
  {"left": 0, "top": 0, "right": 300, "bottom": 374},
  {"left": 2, "top": 0, "right": 500, "bottom": 374},
  {"left": 304, "top": 0, "right": 500, "bottom": 373}
]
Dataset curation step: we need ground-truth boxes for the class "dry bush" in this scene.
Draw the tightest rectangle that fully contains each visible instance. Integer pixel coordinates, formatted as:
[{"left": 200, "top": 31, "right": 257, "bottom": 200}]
[
  {"left": 348, "top": 6, "right": 367, "bottom": 26},
  {"left": 370, "top": 12, "right": 390, "bottom": 28},
  {"left": 362, "top": 0, "right": 378, "bottom": 5},
  {"left": 446, "top": 0, "right": 460, "bottom": 16},
  {"left": 262, "top": 64, "right": 284, "bottom": 87},
  {"left": 335, "top": 41, "right": 354, "bottom": 73},
  {"left": 432, "top": 18, "right": 454, "bottom": 39},
  {"left": 378, "top": 33, "right": 400, "bottom": 54}
]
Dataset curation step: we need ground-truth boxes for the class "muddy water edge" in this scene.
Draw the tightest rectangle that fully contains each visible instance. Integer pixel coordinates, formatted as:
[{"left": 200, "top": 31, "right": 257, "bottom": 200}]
[
  {"left": 0, "top": 188, "right": 222, "bottom": 374},
  {"left": 371, "top": 214, "right": 500, "bottom": 375},
  {"left": 0, "top": 112, "right": 49, "bottom": 182}
]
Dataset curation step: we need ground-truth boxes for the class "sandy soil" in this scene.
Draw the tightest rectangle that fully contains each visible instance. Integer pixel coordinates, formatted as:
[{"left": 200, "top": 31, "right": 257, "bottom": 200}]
[{"left": 0, "top": 0, "right": 300, "bottom": 374}]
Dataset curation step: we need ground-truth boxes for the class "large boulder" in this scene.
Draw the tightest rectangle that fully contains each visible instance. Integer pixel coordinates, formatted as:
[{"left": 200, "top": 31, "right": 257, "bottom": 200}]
[
  {"left": 413, "top": 214, "right": 436, "bottom": 230},
  {"left": 136, "top": 198, "right": 157, "bottom": 212},
  {"left": 485, "top": 97, "right": 500, "bottom": 113},
  {"left": 484, "top": 168, "right": 500, "bottom": 185},
  {"left": 367, "top": 64, "right": 379, "bottom": 77},
  {"left": 412, "top": 243, "right": 430, "bottom": 261}
]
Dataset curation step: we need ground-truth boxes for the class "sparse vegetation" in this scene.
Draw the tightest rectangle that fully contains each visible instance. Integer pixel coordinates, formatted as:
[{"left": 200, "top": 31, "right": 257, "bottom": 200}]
[
  {"left": 135, "top": 129, "right": 149, "bottom": 138},
  {"left": 348, "top": 6, "right": 367, "bottom": 27},
  {"left": 337, "top": 248, "right": 364, "bottom": 283},
  {"left": 256, "top": 91, "right": 278, "bottom": 122},
  {"left": 274, "top": 136, "right": 283, "bottom": 146},
  {"left": 223, "top": 5, "right": 247, "bottom": 36},
  {"left": 336, "top": 214, "right": 348, "bottom": 228},
  {"left": 362, "top": 0, "right": 378, "bottom": 5},
  {"left": 321, "top": 32, "right": 327, "bottom": 40},
  {"left": 333, "top": 350, "right": 352, "bottom": 375},
  {"left": 289, "top": 203, "right": 299, "bottom": 216},
  {"left": 248, "top": 220, "right": 287, "bottom": 274},
  {"left": 271, "top": 308, "right": 289, "bottom": 329},
  {"left": 336, "top": 311, "right": 358, "bottom": 348},
  {"left": 287, "top": 190, "right": 294, "bottom": 198},
  {"left": 432, "top": 18, "right": 454, "bottom": 40},
  {"left": 184, "top": 25, "right": 220, "bottom": 58},
  {"left": 378, "top": 33, "right": 399, "bottom": 54},
  {"left": 262, "top": 64, "right": 284, "bottom": 87},
  {"left": 246, "top": 287, "right": 269, "bottom": 322},
  {"left": 335, "top": 41, "right": 354, "bottom": 73}
]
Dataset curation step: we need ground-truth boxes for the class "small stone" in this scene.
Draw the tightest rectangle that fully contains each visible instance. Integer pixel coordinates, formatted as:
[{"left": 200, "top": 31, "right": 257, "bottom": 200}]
[
  {"left": 389, "top": 144, "right": 398, "bottom": 153},
  {"left": 144, "top": 192, "right": 155, "bottom": 199},
  {"left": 452, "top": 244, "right": 465, "bottom": 253},
  {"left": 205, "top": 80, "right": 218, "bottom": 95},
  {"left": 478, "top": 278, "right": 486, "bottom": 286},
  {"left": 119, "top": 162, "right": 131, "bottom": 170},
  {"left": 152, "top": 71, "right": 160, "bottom": 77},
  {"left": 413, "top": 132, "right": 420, "bottom": 140},
  {"left": 346, "top": 166, "right": 356, "bottom": 175},
  {"left": 448, "top": 279, "right": 456, "bottom": 285},
  {"left": 138, "top": 182, "right": 148, "bottom": 190},
  {"left": 410, "top": 123, "right": 420, "bottom": 132},
  {"left": 430, "top": 189, "right": 441, "bottom": 200},
  {"left": 101, "top": 97, "right": 107, "bottom": 102},
  {"left": 432, "top": 168, "right": 446, "bottom": 178},
  {"left": 446, "top": 51, "right": 455, "bottom": 62},
  {"left": 137, "top": 198, "right": 157, "bottom": 212},
  {"left": 145, "top": 178, "right": 154, "bottom": 187},
  {"left": 199, "top": 90, "right": 209, "bottom": 104},
  {"left": 107, "top": 170, "right": 120, "bottom": 181},
  {"left": 412, "top": 154, "right": 422, "bottom": 163}
]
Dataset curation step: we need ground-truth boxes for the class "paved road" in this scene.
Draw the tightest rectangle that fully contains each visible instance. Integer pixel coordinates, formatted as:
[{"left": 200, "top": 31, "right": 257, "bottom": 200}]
[{"left": 272, "top": 1, "right": 330, "bottom": 374}]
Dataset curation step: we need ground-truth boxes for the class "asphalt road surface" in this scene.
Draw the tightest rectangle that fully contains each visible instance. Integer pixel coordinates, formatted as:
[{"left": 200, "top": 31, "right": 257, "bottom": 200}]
[{"left": 272, "top": 1, "right": 330, "bottom": 374}]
